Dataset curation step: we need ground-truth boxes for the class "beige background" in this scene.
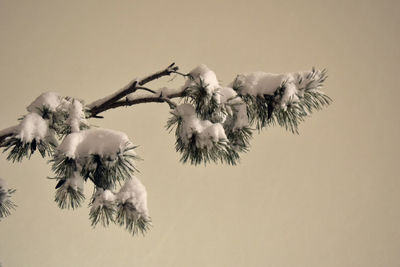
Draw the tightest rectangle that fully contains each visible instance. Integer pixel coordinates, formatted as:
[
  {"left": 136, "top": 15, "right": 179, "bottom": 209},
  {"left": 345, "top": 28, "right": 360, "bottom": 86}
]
[{"left": 0, "top": 0, "right": 399, "bottom": 266}]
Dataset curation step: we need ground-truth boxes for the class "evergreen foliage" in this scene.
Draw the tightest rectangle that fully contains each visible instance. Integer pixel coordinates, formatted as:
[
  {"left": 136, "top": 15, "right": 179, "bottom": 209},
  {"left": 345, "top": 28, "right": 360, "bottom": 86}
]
[
  {"left": 166, "top": 112, "right": 240, "bottom": 165},
  {"left": 55, "top": 185, "right": 85, "bottom": 209},
  {"left": 184, "top": 77, "right": 226, "bottom": 122},
  {"left": 0, "top": 63, "right": 331, "bottom": 237},
  {"left": 233, "top": 68, "right": 330, "bottom": 133},
  {"left": 116, "top": 202, "right": 151, "bottom": 235},
  {"left": 0, "top": 188, "right": 16, "bottom": 219},
  {"left": 89, "top": 194, "right": 116, "bottom": 227},
  {"left": 2, "top": 137, "right": 56, "bottom": 162}
]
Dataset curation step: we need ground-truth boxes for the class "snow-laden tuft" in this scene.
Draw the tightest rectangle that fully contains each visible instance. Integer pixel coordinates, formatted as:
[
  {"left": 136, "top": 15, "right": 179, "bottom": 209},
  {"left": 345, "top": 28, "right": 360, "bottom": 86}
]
[
  {"left": 17, "top": 113, "right": 50, "bottom": 143},
  {"left": 91, "top": 189, "right": 116, "bottom": 210},
  {"left": 117, "top": 176, "right": 149, "bottom": 217},
  {"left": 233, "top": 70, "right": 326, "bottom": 109},
  {"left": 63, "top": 172, "right": 84, "bottom": 192},
  {"left": 27, "top": 92, "right": 61, "bottom": 113},
  {"left": 184, "top": 64, "right": 220, "bottom": 95},
  {"left": 174, "top": 104, "right": 227, "bottom": 148},
  {"left": 58, "top": 128, "right": 131, "bottom": 159}
]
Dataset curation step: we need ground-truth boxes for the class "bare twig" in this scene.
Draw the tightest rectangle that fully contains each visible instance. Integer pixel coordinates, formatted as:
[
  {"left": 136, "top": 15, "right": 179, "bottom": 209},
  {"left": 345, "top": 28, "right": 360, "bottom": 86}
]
[
  {"left": 138, "top": 62, "right": 179, "bottom": 86},
  {"left": 90, "top": 90, "right": 186, "bottom": 115},
  {"left": 89, "top": 63, "right": 182, "bottom": 117}
]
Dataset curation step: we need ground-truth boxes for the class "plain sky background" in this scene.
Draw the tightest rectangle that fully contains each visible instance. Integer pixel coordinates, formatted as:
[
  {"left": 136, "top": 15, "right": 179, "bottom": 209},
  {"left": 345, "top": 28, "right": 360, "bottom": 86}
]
[{"left": 0, "top": 0, "right": 399, "bottom": 266}]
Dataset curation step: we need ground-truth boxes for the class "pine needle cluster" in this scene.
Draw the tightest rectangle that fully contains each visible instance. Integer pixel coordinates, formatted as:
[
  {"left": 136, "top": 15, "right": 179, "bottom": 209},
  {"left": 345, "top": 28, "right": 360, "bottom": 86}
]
[
  {"left": 89, "top": 190, "right": 151, "bottom": 235},
  {"left": 0, "top": 188, "right": 16, "bottom": 219},
  {"left": 234, "top": 68, "right": 330, "bottom": 133}
]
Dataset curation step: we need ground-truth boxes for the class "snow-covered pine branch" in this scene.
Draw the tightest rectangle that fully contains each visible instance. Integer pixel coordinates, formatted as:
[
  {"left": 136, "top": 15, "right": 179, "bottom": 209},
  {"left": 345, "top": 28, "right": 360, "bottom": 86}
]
[{"left": 0, "top": 62, "right": 331, "bottom": 236}]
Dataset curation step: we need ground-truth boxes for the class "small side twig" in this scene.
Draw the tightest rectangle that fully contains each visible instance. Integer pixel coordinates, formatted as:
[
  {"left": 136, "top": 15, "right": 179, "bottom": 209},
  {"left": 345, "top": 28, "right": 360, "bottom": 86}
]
[
  {"left": 89, "top": 63, "right": 182, "bottom": 117},
  {"left": 138, "top": 62, "right": 179, "bottom": 86}
]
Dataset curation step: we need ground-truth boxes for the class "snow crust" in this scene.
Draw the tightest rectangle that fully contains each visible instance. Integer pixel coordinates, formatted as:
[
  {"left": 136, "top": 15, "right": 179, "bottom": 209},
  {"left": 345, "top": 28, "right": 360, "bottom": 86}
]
[
  {"left": 117, "top": 176, "right": 149, "bottom": 217},
  {"left": 58, "top": 128, "right": 131, "bottom": 159},
  {"left": 17, "top": 113, "right": 49, "bottom": 143},
  {"left": 27, "top": 92, "right": 61, "bottom": 113},
  {"left": 174, "top": 104, "right": 227, "bottom": 148}
]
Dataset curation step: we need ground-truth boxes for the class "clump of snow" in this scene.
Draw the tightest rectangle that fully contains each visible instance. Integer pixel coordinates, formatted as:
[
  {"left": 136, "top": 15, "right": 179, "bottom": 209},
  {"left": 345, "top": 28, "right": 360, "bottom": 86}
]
[
  {"left": 219, "top": 87, "right": 237, "bottom": 103},
  {"left": 66, "top": 100, "right": 87, "bottom": 133},
  {"left": 58, "top": 128, "right": 132, "bottom": 159},
  {"left": 17, "top": 113, "right": 49, "bottom": 143},
  {"left": 184, "top": 64, "right": 221, "bottom": 95},
  {"left": 116, "top": 176, "right": 148, "bottom": 217},
  {"left": 63, "top": 172, "right": 84, "bottom": 192},
  {"left": 233, "top": 71, "right": 319, "bottom": 109},
  {"left": 219, "top": 87, "right": 249, "bottom": 130},
  {"left": 174, "top": 104, "right": 227, "bottom": 148},
  {"left": 232, "top": 103, "right": 249, "bottom": 129},
  {"left": 280, "top": 82, "right": 299, "bottom": 109},
  {"left": 27, "top": 92, "right": 61, "bottom": 113},
  {"left": 57, "top": 97, "right": 74, "bottom": 112},
  {"left": 234, "top": 72, "right": 289, "bottom": 96},
  {"left": 91, "top": 189, "right": 116, "bottom": 210}
]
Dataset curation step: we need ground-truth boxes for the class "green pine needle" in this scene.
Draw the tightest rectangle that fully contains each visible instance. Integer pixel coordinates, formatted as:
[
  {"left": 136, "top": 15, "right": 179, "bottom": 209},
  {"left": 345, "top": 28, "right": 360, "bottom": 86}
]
[
  {"left": 80, "top": 145, "right": 139, "bottom": 189},
  {"left": 225, "top": 127, "right": 253, "bottom": 153},
  {"left": 185, "top": 78, "right": 226, "bottom": 122},
  {"left": 115, "top": 202, "right": 151, "bottom": 236},
  {"left": 1, "top": 137, "right": 56, "bottom": 162},
  {"left": 176, "top": 135, "right": 239, "bottom": 165},
  {"left": 235, "top": 68, "right": 331, "bottom": 133},
  {"left": 55, "top": 186, "right": 85, "bottom": 210},
  {"left": 89, "top": 203, "right": 116, "bottom": 227},
  {"left": 0, "top": 189, "right": 17, "bottom": 219}
]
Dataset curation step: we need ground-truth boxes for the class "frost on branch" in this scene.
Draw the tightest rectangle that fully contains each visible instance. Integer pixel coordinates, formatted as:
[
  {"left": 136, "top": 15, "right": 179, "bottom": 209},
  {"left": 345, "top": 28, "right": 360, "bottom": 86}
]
[{"left": 0, "top": 178, "right": 16, "bottom": 219}]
